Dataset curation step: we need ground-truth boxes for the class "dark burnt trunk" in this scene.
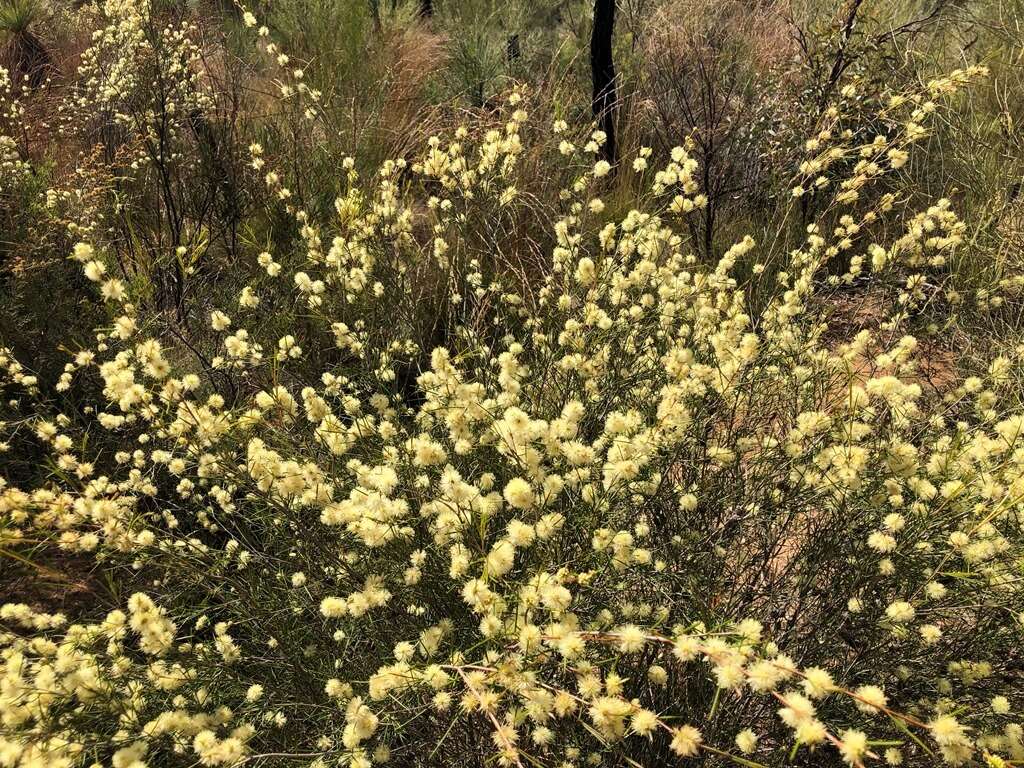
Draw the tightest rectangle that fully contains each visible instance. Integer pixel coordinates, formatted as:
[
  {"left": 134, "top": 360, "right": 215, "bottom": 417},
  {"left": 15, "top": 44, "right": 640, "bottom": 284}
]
[
  {"left": 590, "top": 0, "right": 617, "bottom": 165},
  {"left": 369, "top": 0, "right": 382, "bottom": 32},
  {"left": 5, "top": 30, "right": 52, "bottom": 89}
]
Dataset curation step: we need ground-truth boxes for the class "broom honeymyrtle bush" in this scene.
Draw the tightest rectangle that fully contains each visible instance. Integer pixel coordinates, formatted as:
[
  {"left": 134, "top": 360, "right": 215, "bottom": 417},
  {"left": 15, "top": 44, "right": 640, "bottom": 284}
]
[{"left": 1, "top": 4, "right": 1024, "bottom": 768}]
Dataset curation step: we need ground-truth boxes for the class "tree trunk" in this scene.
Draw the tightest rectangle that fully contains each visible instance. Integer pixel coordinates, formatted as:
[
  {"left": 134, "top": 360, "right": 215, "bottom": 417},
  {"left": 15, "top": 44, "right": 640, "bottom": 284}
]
[
  {"left": 5, "top": 31, "right": 52, "bottom": 90},
  {"left": 369, "top": 0, "right": 382, "bottom": 32},
  {"left": 591, "top": 0, "right": 617, "bottom": 165},
  {"left": 506, "top": 33, "right": 521, "bottom": 64}
]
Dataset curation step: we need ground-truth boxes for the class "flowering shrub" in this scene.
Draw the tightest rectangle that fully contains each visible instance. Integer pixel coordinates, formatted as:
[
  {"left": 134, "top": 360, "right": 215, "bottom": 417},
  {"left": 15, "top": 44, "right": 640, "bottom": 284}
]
[{"left": 1, "top": 5, "right": 1024, "bottom": 768}]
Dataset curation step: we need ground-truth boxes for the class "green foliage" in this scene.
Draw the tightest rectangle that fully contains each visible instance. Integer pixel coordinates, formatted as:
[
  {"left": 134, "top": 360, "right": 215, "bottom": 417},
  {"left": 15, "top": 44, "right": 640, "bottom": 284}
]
[{"left": 0, "top": 0, "right": 38, "bottom": 35}]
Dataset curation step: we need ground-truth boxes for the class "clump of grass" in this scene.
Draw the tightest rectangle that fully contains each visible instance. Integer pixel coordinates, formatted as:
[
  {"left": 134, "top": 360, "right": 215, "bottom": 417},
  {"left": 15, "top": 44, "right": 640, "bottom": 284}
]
[{"left": 0, "top": 0, "right": 50, "bottom": 88}]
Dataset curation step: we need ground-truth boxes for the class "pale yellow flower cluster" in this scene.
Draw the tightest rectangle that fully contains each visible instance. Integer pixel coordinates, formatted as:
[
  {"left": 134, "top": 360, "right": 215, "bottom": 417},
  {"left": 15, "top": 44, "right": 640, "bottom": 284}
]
[{"left": 1, "top": 9, "right": 1022, "bottom": 766}]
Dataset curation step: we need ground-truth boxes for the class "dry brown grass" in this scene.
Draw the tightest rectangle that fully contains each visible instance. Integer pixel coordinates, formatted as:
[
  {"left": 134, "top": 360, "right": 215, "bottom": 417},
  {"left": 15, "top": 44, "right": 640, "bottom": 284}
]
[{"left": 376, "top": 25, "right": 449, "bottom": 158}]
